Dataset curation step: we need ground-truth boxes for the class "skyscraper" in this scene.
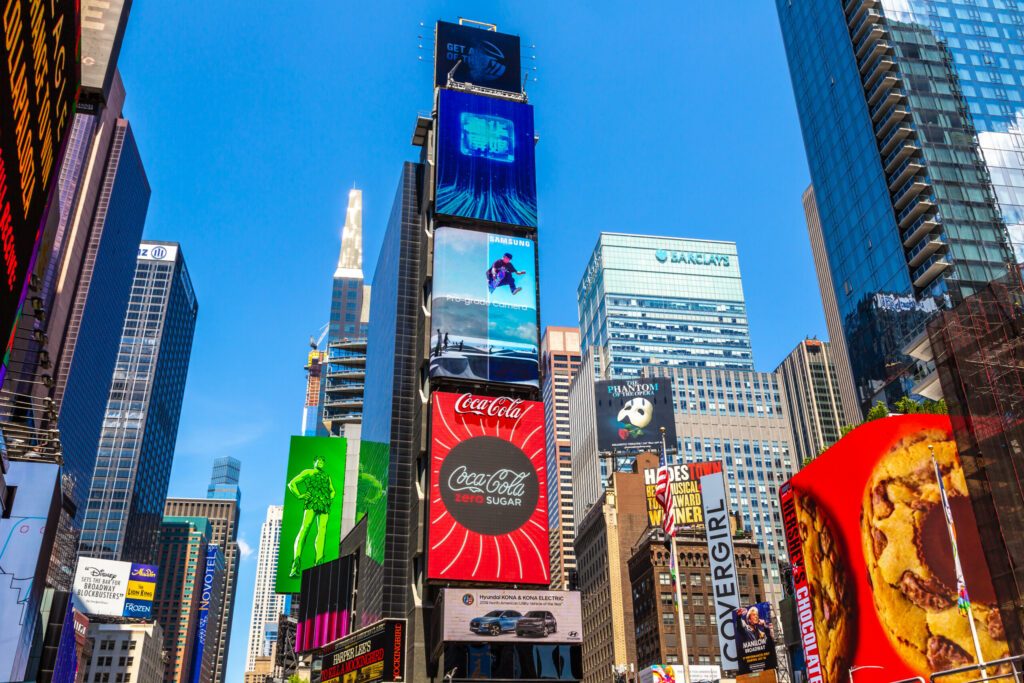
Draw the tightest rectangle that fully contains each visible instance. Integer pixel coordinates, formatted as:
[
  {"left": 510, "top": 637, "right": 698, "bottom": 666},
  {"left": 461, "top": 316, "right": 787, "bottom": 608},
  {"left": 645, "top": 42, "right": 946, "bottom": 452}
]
[
  {"left": 360, "top": 161, "right": 423, "bottom": 664},
  {"left": 541, "top": 326, "right": 582, "bottom": 590},
  {"left": 776, "top": 339, "right": 853, "bottom": 464},
  {"left": 577, "top": 233, "right": 754, "bottom": 378},
  {"left": 165, "top": 458, "right": 242, "bottom": 683},
  {"left": 79, "top": 242, "right": 199, "bottom": 564},
  {"left": 152, "top": 517, "right": 216, "bottom": 683},
  {"left": 300, "top": 349, "right": 326, "bottom": 436},
  {"left": 244, "top": 506, "right": 287, "bottom": 673},
  {"left": 777, "top": 0, "right": 1020, "bottom": 409},
  {"left": 802, "top": 185, "right": 862, "bottom": 422}
]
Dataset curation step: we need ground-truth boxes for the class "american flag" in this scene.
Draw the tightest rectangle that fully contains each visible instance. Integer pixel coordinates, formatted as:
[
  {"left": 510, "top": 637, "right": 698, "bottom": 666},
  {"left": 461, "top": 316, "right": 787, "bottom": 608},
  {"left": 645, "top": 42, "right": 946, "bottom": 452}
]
[{"left": 654, "top": 445, "right": 676, "bottom": 537}]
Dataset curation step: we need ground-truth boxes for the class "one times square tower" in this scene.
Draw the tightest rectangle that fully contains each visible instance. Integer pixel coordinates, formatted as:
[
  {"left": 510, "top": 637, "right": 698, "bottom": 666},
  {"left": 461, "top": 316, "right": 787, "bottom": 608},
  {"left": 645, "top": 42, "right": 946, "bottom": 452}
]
[{"left": 363, "top": 18, "right": 580, "bottom": 681}]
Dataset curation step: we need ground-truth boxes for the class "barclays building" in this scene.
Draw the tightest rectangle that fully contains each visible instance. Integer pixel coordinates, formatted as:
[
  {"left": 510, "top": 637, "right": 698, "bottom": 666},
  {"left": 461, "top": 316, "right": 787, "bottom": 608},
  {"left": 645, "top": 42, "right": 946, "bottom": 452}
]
[{"left": 576, "top": 233, "right": 754, "bottom": 378}]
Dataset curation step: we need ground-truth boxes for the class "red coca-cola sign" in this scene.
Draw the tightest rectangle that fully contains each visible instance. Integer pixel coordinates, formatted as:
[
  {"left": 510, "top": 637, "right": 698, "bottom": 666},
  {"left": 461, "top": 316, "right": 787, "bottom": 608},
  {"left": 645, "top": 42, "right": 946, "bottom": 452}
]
[{"left": 428, "top": 391, "right": 549, "bottom": 584}]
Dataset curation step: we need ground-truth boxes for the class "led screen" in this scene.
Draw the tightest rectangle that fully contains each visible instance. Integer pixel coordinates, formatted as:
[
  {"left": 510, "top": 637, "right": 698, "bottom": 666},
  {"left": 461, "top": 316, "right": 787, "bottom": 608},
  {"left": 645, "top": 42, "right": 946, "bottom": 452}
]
[
  {"left": 595, "top": 379, "right": 678, "bottom": 454},
  {"left": 318, "top": 619, "right": 406, "bottom": 683},
  {"left": 434, "top": 21, "right": 521, "bottom": 94},
  {"left": 296, "top": 555, "right": 354, "bottom": 653},
  {"left": 0, "top": 0, "right": 79, "bottom": 385},
  {"left": 428, "top": 392, "right": 549, "bottom": 585},
  {"left": 733, "top": 602, "right": 778, "bottom": 676},
  {"left": 441, "top": 588, "right": 582, "bottom": 644},
  {"left": 276, "top": 436, "right": 348, "bottom": 594},
  {"left": 73, "top": 558, "right": 159, "bottom": 619},
  {"left": 642, "top": 461, "right": 722, "bottom": 532},
  {"left": 780, "top": 415, "right": 1007, "bottom": 683},
  {"left": 435, "top": 90, "right": 537, "bottom": 228},
  {"left": 431, "top": 226, "right": 538, "bottom": 387}
]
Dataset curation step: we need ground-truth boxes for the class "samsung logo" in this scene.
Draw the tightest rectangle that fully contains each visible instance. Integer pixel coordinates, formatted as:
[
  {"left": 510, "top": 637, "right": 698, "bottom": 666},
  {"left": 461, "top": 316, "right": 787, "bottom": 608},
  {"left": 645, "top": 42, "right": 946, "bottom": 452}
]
[{"left": 655, "top": 249, "right": 730, "bottom": 267}]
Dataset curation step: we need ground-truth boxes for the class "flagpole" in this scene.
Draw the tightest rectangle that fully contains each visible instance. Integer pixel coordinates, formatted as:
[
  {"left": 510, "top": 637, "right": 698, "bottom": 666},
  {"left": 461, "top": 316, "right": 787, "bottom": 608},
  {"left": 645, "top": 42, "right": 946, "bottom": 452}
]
[
  {"left": 662, "top": 427, "right": 691, "bottom": 683},
  {"left": 930, "top": 444, "right": 986, "bottom": 669}
]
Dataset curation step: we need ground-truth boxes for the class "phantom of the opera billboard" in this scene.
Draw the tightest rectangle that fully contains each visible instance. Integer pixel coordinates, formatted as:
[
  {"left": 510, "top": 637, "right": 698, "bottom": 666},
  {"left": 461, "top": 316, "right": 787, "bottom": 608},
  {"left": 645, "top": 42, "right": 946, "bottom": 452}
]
[
  {"left": 595, "top": 379, "right": 677, "bottom": 455},
  {"left": 428, "top": 392, "right": 549, "bottom": 585},
  {"left": 780, "top": 414, "right": 1008, "bottom": 683}
]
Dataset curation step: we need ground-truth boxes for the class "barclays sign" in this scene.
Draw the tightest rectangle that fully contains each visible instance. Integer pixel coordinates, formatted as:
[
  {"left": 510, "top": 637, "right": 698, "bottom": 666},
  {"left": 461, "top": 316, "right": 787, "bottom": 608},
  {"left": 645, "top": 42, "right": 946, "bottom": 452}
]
[{"left": 655, "top": 249, "right": 730, "bottom": 267}]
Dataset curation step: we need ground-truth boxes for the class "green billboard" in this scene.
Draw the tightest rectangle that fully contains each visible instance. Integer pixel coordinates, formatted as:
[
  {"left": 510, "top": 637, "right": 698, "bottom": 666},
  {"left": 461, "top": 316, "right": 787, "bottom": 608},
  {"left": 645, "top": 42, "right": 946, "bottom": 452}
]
[
  {"left": 356, "top": 440, "right": 389, "bottom": 565},
  {"left": 276, "top": 436, "right": 348, "bottom": 593}
]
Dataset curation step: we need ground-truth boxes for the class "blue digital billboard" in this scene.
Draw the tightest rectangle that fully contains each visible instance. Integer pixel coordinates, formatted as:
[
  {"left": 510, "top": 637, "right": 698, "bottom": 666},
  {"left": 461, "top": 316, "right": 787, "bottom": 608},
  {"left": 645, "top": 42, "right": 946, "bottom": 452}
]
[
  {"left": 430, "top": 227, "right": 538, "bottom": 387},
  {"left": 435, "top": 89, "right": 537, "bottom": 228}
]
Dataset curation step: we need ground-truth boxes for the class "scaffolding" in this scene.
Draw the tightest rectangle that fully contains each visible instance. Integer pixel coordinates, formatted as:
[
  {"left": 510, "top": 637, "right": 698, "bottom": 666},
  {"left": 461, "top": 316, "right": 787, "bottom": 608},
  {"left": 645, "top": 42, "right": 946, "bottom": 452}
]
[{"left": 928, "top": 270, "right": 1024, "bottom": 655}]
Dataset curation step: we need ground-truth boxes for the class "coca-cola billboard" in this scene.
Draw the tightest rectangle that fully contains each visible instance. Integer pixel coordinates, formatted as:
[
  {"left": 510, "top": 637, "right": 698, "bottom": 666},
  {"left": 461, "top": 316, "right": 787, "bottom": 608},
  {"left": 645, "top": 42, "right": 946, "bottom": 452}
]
[{"left": 428, "top": 392, "right": 550, "bottom": 584}]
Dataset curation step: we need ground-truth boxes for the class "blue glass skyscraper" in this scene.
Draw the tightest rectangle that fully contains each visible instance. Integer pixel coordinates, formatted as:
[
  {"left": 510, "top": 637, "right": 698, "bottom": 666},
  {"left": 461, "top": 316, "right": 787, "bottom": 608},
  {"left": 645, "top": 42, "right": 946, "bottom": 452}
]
[
  {"left": 577, "top": 233, "right": 754, "bottom": 378},
  {"left": 79, "top": 242, "right": 199, "bottom": 564},
  {"left": 777, "top": 0, "right": 1021, "bottom": 408}
]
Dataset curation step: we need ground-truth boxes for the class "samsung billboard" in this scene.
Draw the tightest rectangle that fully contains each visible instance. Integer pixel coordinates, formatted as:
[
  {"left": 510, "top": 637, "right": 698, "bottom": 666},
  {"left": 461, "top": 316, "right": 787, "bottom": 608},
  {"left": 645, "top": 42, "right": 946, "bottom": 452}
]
[{"left": 430, "top": 227, "right": 538, "bottom": 387}]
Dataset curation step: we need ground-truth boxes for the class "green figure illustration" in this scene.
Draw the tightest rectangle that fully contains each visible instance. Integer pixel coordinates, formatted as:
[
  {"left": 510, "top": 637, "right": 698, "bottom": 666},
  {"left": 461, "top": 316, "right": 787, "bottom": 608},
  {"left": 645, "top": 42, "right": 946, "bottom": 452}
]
[{"left": 287, "top": 455, "right": 336, "bottom": 578}]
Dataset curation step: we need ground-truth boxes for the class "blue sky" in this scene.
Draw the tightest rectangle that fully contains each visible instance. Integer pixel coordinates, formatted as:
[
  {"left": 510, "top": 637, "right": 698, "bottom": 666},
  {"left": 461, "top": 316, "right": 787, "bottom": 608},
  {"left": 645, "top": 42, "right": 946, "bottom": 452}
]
[{"left": 116, "top": 2, "right": 820, "bottom": 681}]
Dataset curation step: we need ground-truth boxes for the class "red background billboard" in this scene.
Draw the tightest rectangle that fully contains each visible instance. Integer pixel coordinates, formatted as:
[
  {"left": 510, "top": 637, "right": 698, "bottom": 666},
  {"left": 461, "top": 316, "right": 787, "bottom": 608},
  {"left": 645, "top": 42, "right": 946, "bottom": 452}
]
[
  {"left": 428, "top": 391, "right": 549, "bottom": 584},
  {"left": 780, "top": 415, "right": 1007, "bottom": 683}
]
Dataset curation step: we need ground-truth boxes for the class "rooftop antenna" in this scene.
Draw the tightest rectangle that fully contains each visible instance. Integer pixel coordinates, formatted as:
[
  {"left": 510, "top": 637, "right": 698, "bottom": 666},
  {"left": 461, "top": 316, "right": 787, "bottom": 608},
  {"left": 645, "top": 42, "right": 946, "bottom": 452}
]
[{"left": 417, "top": 20, "right": 428, "bottom": 63}]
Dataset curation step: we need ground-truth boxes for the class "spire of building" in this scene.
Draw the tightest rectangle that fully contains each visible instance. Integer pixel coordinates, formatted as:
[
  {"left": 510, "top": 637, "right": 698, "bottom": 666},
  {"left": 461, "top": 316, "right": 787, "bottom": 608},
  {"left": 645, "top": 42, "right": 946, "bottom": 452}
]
[{"left": 335, "top": 188, "right": 363, "bottom": 279}]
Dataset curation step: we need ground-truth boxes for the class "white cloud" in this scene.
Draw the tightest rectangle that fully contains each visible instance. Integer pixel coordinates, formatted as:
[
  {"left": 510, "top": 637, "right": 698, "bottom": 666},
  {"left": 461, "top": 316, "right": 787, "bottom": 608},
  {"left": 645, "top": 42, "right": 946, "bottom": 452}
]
[{"left": 238, "top": 538, "right": 254, "bottom": 560}]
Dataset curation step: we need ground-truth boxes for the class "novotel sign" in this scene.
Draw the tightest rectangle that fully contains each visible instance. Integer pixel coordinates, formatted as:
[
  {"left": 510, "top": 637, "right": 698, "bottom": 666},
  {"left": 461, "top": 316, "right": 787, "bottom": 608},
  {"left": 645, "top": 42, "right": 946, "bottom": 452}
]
[{"left": 655, "top": 249, "right": 730, "bottom": 267}]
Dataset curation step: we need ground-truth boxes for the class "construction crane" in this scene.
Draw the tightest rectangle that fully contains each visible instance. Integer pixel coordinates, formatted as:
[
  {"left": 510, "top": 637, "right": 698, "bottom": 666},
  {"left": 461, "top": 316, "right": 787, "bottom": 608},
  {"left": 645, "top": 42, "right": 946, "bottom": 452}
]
[{"left": 309, "top": 323, "right": 329, "bottom": 351}]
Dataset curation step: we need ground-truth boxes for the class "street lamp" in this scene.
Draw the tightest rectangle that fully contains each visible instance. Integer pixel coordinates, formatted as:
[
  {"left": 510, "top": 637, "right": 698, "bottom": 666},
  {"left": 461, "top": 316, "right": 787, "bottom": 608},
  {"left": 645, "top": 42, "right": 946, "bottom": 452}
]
[{"left": 849, "top": 664, "right": 885, "bottom": 683}]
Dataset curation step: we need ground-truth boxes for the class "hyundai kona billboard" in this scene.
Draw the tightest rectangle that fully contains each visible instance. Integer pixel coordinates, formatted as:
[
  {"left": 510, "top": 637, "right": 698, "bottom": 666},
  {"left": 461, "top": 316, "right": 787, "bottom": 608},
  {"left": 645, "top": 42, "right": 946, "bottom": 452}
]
[
  {"left": 441, "top": 588, "right": 582, "bottom": 644},
  {"left": 594, "top": 379, "right": 677, "bottom": 454},
  {"left": 428, "top": 392, "right": 549, "bottom": 584},
  {"left": 435, "top": 89, "right": 537, "bottom": 228}
]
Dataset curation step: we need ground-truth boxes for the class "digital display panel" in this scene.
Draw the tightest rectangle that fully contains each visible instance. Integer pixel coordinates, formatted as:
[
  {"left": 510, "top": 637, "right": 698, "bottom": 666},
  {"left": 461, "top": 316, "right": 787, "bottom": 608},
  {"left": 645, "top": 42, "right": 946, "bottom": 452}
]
[
  {"left": 435, "top": 90, "right": 537, "bottom": 228},
  {"left": 595, "top": 379, "right": 678, "bottom": 454},
  {"left": 642, "top": 461, "right": 723, "bottom": 532},
  {"left": 780, "top": 415, "right": 1008, "bottom": 683},
  {"left": 297, "top": 555, "right": 354, "bottom": 653},
  {"left": 72, "top": 557, "right": 159, "bottom": 619},
  {"left": 276, "top": 436, "right": 348, "bottom": 594},
  {"left": 428, "top": 392, "right": 549, "bottom": 585},
  {"left": 318, "top": 619, "right": 406, "bottom": 683},
  {"left": 441, "top": 588, "right": 582, "bottom": 644},
  {"left": 733, "top": 602, "right": 778, "bottom": 676},
  {"left": 431, "top": 227, "right": 538, "bottom": 387},
  {"left": 434, "top": 21, "right": 521, "bottom": 94},
  {"left": 0, "top": 0, "right": 79, "bottom": 385}
]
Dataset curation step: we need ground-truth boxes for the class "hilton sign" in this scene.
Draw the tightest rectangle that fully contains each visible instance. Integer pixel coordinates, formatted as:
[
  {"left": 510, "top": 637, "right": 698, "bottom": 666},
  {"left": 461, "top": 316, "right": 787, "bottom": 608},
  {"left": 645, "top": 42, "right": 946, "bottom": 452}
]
[{"left": 655, "top": 249, "right": 730, "bottom": 267}]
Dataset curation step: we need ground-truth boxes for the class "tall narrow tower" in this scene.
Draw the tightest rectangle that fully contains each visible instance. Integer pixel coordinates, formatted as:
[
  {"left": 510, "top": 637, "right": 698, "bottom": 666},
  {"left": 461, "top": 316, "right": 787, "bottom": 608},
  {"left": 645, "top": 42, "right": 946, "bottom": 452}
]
[
  {"left": 78, "top": 242, "right": 199, "bottom": 564},
  {"left": 244, "top": 506, "right": 287, "bottom": 673},
  {"left": 329, "top": 188, "right": 367, "bottom": 342}
]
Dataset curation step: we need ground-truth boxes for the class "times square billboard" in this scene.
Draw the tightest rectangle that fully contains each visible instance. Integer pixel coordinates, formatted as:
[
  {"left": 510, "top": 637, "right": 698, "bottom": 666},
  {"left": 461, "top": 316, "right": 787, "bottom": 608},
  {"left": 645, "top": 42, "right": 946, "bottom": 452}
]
[
  {"left": 428, "top": 392, "right": 549, "bottom": 585},
  {"left": 430, "top": 227, "right": 538, "bottom": 387},
  {"left": 780, "top": 415, "right": 1008, "bottom": 683},
  {"left": 0, "top": 0, "right": 79, "bottom": 386},
  {"left": 435, "top": 89, "right": 537, "bottom": 228},
  {"left": 594, "top": 379, "right": 677, "bottom": 454},
  {"left": 434, "top": 20, "right": 521, "bottom": 94}
]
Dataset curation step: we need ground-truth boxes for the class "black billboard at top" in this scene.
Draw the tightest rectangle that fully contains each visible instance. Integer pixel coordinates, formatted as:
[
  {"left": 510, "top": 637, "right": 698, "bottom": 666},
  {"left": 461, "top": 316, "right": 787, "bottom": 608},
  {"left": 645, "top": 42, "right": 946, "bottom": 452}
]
[
  {"left": 595, "top": 379, "right": 677, "bottom": 455},
  {"left": 435, "top": 21, "right": 521, "bottom": 94},
  {"left": 0, "top": 0, "right": 79, "bottom": 384}
]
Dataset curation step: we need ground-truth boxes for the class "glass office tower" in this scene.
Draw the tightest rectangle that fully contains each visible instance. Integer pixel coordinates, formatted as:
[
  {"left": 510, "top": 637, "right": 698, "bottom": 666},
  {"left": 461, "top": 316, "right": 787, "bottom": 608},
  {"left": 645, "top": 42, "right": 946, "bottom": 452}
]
[
  {"left": 577, "top": 233, "right": 754, "bottom": 378},
  {"left": 777, "top": 0, "right": 1020, "bottom": 408},
  {"left": 79, "top": 242, "right": 199, "bottom": 564}
]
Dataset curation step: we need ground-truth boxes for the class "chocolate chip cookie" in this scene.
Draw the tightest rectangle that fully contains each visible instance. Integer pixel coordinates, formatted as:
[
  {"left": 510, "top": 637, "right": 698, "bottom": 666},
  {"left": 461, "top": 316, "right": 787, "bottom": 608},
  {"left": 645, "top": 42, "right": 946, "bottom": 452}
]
[
  {"left": 860, "top": 428, "right": 1008, "bottom": 677},
  {"left": 794, "top": 490, "right": 855, "bottom": 683}
]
